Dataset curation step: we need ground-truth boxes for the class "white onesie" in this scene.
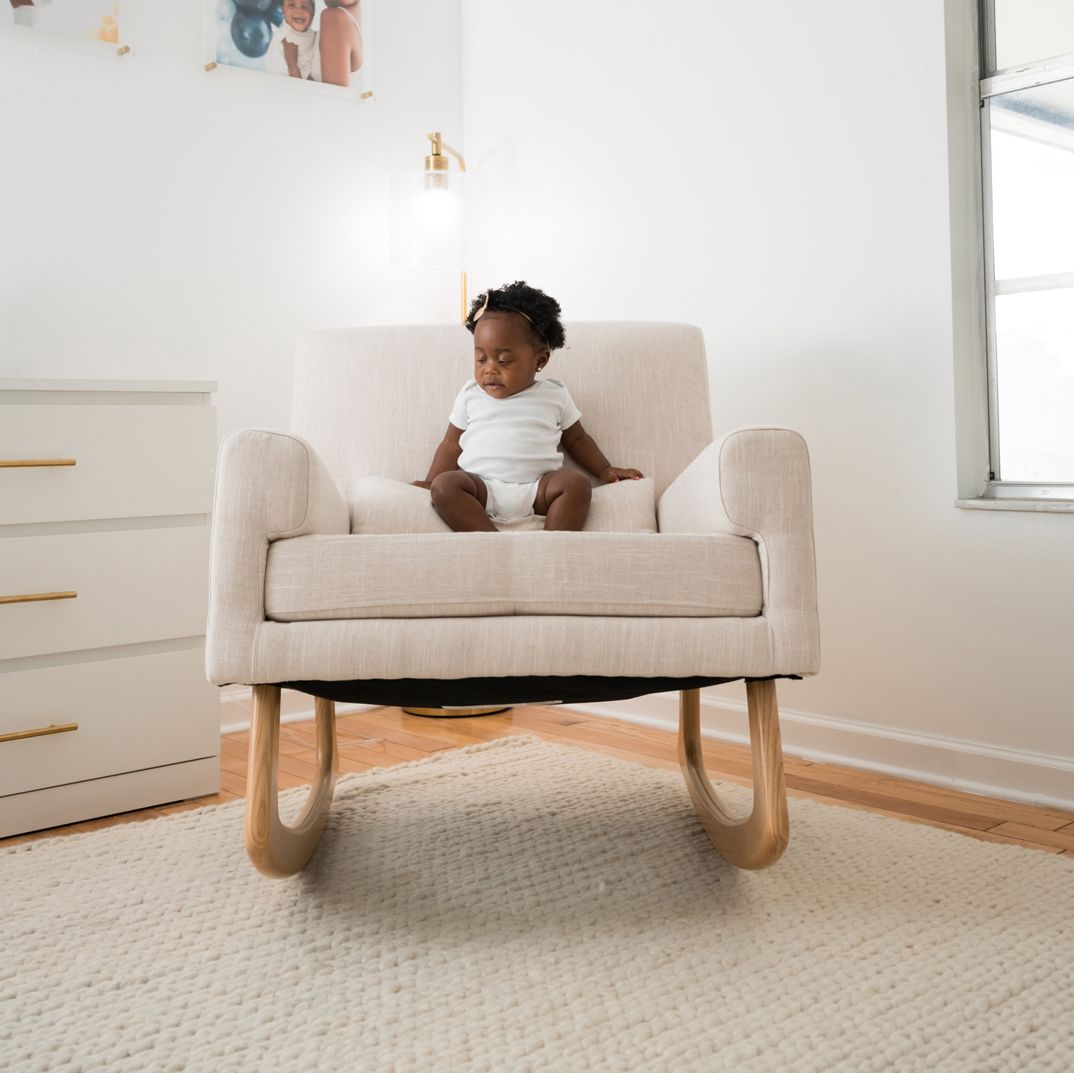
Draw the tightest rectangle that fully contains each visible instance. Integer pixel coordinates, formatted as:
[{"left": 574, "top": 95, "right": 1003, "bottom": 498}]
[
  {"left": 265, "top": 22, "right": 317, "bottom": 80},
  {"left": 448, "top": 378, "right": 582, "bottom": 521}
]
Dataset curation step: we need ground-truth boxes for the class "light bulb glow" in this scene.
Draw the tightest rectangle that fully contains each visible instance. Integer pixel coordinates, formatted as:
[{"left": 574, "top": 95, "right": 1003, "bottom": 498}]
[
  {"left": 415, "top": 186, "right": 462, "bottom": 229},
  {"left": 390, "top": 170, "right": 467, "bottom": 270}
]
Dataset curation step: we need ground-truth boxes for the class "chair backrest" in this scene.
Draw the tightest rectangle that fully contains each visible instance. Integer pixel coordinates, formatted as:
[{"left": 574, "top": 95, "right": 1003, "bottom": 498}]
[{"left": 291, "top": 321, "right": 713, "bottom": 499}]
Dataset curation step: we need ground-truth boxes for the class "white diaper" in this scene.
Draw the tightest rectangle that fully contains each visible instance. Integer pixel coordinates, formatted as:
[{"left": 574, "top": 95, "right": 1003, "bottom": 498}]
[{"left": 482, "top": 477, "right": 540, "bottom": 523}]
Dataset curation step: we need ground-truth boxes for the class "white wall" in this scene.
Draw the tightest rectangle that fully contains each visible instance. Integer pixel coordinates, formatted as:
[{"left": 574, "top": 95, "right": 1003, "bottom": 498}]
[
  {"left": 460, "top": 0, "right": 1073, "bottom": 797},
  {"left": 0, "top": 0, "right": 463, "bottom": 438}
]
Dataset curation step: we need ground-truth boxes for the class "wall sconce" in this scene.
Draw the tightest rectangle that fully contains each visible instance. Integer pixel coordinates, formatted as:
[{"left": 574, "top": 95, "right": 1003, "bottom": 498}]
[
  {"left": 390, "top": 132, "right": 469, "bottom": 323},
  {"left": 392, "top": 134, "right": 505, "bottom": 717}
]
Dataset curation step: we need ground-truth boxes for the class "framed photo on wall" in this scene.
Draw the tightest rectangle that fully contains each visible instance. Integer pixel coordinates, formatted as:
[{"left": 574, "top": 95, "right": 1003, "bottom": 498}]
[
  {"left": 7, "top": 0, "right": 121, "bottom": 45},
  {"left": 203, "top": 0, "right": 374, "bottom": 101}
]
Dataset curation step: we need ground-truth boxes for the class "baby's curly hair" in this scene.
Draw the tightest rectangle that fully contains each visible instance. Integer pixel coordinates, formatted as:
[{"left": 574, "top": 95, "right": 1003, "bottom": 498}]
[{"left": 465, "top": 281, "right": 566, "bottom": 351}]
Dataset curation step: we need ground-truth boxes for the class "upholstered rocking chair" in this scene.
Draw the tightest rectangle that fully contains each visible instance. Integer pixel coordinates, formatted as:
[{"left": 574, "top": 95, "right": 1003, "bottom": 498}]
[{"left": 206, "top": 322, "right": 820, "bottom": 878}]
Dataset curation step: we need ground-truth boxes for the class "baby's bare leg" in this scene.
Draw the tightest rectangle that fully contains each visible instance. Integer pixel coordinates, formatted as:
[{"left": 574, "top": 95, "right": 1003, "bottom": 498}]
[
  {"left": 430, "top": 471, "right": 497, "bottom": 532},
  {"left": 535, "top": 470, "right": 592, "bottom": 531}
]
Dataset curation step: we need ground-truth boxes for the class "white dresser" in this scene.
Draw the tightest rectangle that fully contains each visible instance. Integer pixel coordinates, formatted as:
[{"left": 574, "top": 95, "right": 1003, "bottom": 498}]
[{"left": 0, "top": 379, "right": 220, "bottom": 838}]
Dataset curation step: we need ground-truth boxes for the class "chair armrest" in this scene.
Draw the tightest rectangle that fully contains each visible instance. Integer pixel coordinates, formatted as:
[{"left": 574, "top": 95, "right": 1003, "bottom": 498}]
[
  {"left": 657, "top": 427, "right": 820, "bottom": 675},
  {"left": 206, "top": 429, "right": 349, "bottom": 686}
]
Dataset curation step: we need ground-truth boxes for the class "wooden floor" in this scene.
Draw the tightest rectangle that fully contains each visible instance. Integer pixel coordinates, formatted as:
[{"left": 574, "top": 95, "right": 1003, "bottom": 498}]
[{"left": 4, "top": 705, "right": 1074, "bottom": 857}]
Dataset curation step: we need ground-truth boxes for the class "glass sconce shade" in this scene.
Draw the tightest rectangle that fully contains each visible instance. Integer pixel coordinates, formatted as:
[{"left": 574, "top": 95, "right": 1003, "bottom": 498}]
[{"left": 390, "top": 170, "right": 466, "bottom": 270}]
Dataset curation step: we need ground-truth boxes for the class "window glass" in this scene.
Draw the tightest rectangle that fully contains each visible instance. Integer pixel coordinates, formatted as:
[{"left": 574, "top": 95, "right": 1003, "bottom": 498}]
[
  {"left": 989, "top": 82, "right": 1074, "bottom": 280},
  {"left": 993, "top": 0, "right": 1074, "bottom": 73},
  {"left": 995, "top": 289, "right": 1074, "bottom": 481}
]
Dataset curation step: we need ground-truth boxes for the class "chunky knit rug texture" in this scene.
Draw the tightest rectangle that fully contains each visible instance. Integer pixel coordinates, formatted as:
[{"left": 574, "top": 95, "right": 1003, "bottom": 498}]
[{"left": 2, "top": 734, "right": 1072, "bottom": 1073}]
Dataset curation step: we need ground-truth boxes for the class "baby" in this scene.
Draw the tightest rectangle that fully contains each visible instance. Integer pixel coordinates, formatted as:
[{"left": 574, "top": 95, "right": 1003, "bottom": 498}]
[
  {"left": 271, "top": 0, "right": 317, "bottom": 80},
  {"left": 413, "top": 281, "right": 643, "bottom": 532}
]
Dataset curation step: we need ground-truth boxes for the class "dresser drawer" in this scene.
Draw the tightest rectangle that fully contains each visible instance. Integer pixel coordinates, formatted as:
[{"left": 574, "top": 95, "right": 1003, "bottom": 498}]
[
  {"left": 0, "top": 404, "right": 215, "bottom": 525},
  {"left": 0, "top": 527, "right": 210, "bottom": 660},
  {"left": 0, "top": 647, "right": 218, "bottom": 798}
]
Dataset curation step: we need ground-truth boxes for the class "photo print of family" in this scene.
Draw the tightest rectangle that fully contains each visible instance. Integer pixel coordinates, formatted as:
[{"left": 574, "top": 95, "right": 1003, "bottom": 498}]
[
  {"left": 7, "top": 0, "right": 120, "bottom": 43},
  {"left": 208, "top": 0, "right": 371, "bottom": 97}
]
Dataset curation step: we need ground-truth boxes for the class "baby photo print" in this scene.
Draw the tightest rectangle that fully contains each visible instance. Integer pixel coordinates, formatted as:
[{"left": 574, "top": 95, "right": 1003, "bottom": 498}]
[{"left": 207, "top": 0, "right": 371, "bottom": 97}]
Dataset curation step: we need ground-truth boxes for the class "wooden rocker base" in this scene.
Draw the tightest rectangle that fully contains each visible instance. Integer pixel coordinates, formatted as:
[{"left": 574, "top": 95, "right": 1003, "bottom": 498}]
[
  {"left": 678, "top": 681, "right": 789, "bottom": 870},
  {"left": 246, "top": 684, "right": 338, "bottom": 878},
  {"left": 244, "top": 680, "right": 788, "bottom": 877}
]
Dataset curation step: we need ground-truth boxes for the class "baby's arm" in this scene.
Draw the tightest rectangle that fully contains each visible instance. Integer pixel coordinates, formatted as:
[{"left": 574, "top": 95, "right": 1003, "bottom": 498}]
[
  {"left": 282, "top": 38, "right": 302, "bottom": 78},
  {"left": 411, "top": 423, "right": 464, "bottom": 489},
  {"left": 561, "top": 421, "right": 643, "bottom": 483}
]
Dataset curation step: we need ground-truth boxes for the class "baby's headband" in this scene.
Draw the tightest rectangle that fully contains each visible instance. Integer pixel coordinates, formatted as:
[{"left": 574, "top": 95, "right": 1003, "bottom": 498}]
[{"left": 473, "top": 290, "right": 540, "bottom": 333}]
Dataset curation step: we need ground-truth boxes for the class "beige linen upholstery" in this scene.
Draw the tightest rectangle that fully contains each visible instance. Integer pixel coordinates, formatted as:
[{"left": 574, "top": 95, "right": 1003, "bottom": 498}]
[
  {"left": 248, "top": 617, "right": 776, "bottom": 682},
  {"left": 206, "top": 429, "right": 349, "bottom": 686},
  {"left": 206, "top": 322, "right": 820, "bottom": 686},
  {"left": 265, "top": 532, "right": 762, "bottom": 620},
  {"left": 658, "top": 427, "right": 821, "bottom": 673},
  {"left": 289, "top": 322, "right": 713, "bottom": 499}
]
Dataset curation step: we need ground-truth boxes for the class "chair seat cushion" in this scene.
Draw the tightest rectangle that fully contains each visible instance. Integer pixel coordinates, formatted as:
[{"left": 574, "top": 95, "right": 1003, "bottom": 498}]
[
  {"left": 350, "top": 475, "right": 657, "bottom": 534},
  {"left": 265, "top": 531, "right": 763, "bottom": 620}
]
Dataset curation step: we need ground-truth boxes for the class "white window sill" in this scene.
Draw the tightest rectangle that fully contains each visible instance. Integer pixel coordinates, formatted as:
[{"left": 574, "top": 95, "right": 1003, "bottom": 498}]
[{"left": 956, "top": 498, "right": 1074, "bottom": 513}]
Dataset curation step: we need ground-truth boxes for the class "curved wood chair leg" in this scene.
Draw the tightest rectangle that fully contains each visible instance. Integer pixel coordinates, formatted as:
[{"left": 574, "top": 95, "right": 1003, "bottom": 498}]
[
  {"left": 678, "top": 680, "right": 789, "bottom": 870},
  {"left": 245, "top": 685, "right": 338, "bottom": 878}
]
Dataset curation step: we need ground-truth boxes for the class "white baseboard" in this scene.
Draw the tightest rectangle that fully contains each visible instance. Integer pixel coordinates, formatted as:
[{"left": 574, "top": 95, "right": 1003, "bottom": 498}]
[
  {"left": 217, "top": 686, "right": 1074, "bottom": 812},
  {"left": 564, "top": 691, "right": 1074, "bottom": 812}
]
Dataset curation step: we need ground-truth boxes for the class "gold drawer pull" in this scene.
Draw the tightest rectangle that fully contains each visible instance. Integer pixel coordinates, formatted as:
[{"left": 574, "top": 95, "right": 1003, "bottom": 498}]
[
  {"left": 0, "top": 459, "right": 77, "bottom": 468},
  {"left": 0, "top": 591, "right": 78, "bottom": 605},
  {"left": 0, "top": 722, "right": 79, "bottom": 745}
]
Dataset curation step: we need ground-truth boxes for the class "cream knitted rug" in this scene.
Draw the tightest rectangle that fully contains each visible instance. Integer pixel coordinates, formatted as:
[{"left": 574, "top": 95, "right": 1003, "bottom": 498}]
[{"left": 3, "top": 735, "right": 1072, "bottom": 1073}]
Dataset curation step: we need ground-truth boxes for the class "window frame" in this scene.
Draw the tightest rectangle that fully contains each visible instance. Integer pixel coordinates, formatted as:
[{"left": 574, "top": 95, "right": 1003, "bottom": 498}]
[{"left": 948, "top": 0, "right": 1074, "bottom": 512}]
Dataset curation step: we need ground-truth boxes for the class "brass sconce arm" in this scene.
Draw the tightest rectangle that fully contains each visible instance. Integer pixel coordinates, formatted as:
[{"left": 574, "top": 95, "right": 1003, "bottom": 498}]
[{"left": 425, "top": 132, "right": 467, "bottom": 173}]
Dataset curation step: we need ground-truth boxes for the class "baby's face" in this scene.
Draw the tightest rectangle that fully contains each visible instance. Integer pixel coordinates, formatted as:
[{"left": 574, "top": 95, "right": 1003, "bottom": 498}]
[
  {"left": 283, "top": 0, "right": 314, "bottom": 31},
  {"left": 473, "top": 313, "right": 549, "bottom": 399}
]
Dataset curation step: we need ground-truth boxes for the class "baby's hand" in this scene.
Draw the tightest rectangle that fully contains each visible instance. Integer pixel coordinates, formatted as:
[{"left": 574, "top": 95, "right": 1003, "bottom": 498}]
[
  {"left": 599, "top": 466, "right": 644, "bottom": 483},
  {"left": 411, "top": 480, "right": 432, "bottom": 490}
]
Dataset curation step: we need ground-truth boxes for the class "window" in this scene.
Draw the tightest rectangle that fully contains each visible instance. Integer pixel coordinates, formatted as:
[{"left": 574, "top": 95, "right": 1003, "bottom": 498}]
[{"left": 976, "top": 1, "right": 1074, "bottom": 503}]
